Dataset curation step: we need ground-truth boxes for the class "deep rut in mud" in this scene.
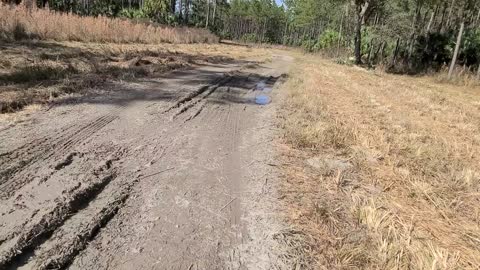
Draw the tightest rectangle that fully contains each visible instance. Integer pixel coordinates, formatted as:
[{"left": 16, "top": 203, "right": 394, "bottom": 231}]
[{"left": 0, "top": 56, "right": 291, "bottom": 270}]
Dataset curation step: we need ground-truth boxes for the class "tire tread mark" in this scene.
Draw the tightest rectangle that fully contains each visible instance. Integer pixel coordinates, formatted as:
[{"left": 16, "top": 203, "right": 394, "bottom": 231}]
[
  {"left": 0, "top": 161, "right": 119, "bottom": 269},
  {"left": 35, "top": 176, "right": 139, "bottom": 270},
  {"left": 0, "top": 111, "right": 121, "bottom": 200}
]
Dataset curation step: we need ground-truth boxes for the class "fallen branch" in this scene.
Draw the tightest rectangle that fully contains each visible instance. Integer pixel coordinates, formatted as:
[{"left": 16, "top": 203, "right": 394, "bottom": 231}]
[
  {"left": 220, "top": 197, "right": 237, "bottom": 211},
  {"left": 139, "top": 167, "right": 175, "bottom": 180}
]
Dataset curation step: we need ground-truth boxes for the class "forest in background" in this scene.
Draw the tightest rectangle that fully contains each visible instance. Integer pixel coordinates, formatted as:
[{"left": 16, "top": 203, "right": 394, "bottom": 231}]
[
  {"left": 2, "top": 0, "right": 480, "bottom": 75},
  {"left": 2, "top": 1, "right": 480, "bottom": 269}
]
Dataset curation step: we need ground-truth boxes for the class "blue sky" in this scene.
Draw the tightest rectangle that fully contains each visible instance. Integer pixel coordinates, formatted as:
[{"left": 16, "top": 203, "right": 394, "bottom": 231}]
[{"left": 275, "top": 0, "right": 284, "bottom": 6}]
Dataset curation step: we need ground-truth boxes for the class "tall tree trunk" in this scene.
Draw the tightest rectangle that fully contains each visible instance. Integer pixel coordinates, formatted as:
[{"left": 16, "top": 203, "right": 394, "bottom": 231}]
[
  {"left": 438, "top": 2, "right": 447, "bottom": 31},
  {"left": 336, "top": 4, "right": 346, "bottom": 57},
  {"left": 423, "top": 6, "right": 438, "bottom": 57},
  {"left": 170, "top": 0, "right": 176, "bottom": 14},
  {"left": 367, "top": 39, "right": 374, "bottom": 66},
  {"left": 375, "top": 41, "right": 386, "bottom": 64},
  {"left": 426, "top": 5, "right": 438, "bottom": 34},
  {"left": 354, "top": 1, "right": 370, "bottom": 65},
  {"left": 445, "top": 0, "right": 456, "bottom": 31},
  {"left": 354, "top": 14, "right": 362, "bottom": 64},
  {"left": 179, "top": 0, "right": 183, "bottom": 23},
  {"left": 392, "top": 38, "right": 400, "bottom": 66},
  {"left": 448, "top": 21, "right": 465, "bottom": 80},
  {"left": 206, "top": 0, "right": 210, "bottom": 28},
  {"left": 408, "top": 2, "right": 422, "bottom": 60},
  {"left": 261, "top": 18, "right": 267, "bottom": 43},
  {"left": 475, "top": 9, "right": 480, "bottom": 27},
  {"left": 212, "top": 0, "right": 217, "bottom": 27},
  {"left": 345, "top": 3, "right": 350, "bottom": 48},
  {"left": 283, "top": 17, "right": 288, "bottom": 45},
  {"left": 185, "top": 0, "right": 190, "bottom": 24}
]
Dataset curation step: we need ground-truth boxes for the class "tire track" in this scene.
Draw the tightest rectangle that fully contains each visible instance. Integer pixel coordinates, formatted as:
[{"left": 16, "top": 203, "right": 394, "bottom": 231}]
[
  {"left": 164, "top": 73, "right": 236, "bottom": 114},
  {"left": 17, "top": 174, "right": 139, "bottom": 270},
  {"left": 164, "top": 70, "right": 257, "bottom": 123},
  {"left": 0, "top": 156, "right": 120, "bottom": 269},
  {"left": 0, "top": 60, "right": 284, "bottom": 269},
  {"left": 0, "top": 96, "right": 179, "bottom": 269},
  {"left": 0, "top": 121, "right": 88, "bottom": 168},
  {"left": 170, "top": 76, "right": 234, "bottom": 121},
  {"left": 0, "top": 146, "right": 123, "bottom": 247},
  {"left": 0, "top": 111, "right": 122, "bottom": 200},
  {"left": 0, "top": 124, "right": 78, "bottom": 162},
  {"left": 0, "top": 108, "right": 122, "bottom": 165}
]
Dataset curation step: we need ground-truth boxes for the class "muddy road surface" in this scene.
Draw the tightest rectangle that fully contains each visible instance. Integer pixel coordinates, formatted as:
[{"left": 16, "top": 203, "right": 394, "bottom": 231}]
[{"left": 0, "top": 54, "right": 292, "bottom": 269}]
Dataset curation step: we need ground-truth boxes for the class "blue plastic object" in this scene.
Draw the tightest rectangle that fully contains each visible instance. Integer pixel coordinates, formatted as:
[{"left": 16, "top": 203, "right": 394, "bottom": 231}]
[{"left": 255, "top": 94, "right": 271, "bottom": 105}]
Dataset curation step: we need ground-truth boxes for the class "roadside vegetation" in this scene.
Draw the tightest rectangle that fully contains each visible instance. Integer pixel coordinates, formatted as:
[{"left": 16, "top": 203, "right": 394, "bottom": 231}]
[
  {"left": 0, "top": 3, "right": 218, "bottom": 43},
  {"left": 279, "top": 54, "right": 480, "bottom": 269},
  {"left": 0, "top": 1, "right": 222, "bottom": 114}
]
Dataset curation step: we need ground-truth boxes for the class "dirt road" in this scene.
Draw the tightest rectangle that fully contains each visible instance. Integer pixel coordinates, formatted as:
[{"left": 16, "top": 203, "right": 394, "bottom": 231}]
[{"left": 0, "top": 53, "right": 292, "bottom": 269}]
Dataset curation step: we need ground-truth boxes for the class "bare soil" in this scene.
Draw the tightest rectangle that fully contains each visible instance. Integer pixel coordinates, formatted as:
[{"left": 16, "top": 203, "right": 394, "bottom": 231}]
[{"left": 0, "top": 44, "right": 292, "bottom": 269}]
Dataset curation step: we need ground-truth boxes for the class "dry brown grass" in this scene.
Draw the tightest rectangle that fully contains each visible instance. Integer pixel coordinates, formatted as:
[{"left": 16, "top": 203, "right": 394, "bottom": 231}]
[
  {"left": 436, "top": 66, "right": 480, "bottom": 87},
  {"left": 0, "top": 3, "right": 218, "bottom": 44},
  {"left": 279, "top": 54, "right": 480, "bottom": 269}
]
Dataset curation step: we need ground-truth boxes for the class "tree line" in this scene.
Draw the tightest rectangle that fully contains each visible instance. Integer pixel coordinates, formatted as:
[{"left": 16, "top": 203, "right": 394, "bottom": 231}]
[
  {"left": 281, "top": 0, "right": 480, "bottom": 76},
  {"left": 4, "top": 0, "right": 480, "bottom": 75}
]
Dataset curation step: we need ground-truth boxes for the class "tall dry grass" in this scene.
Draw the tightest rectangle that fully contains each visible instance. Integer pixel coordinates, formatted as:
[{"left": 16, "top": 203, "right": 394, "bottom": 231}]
[
  {"left": 280, "top": 55, "right": 480, "bottom": 269},
  {"left": 0, "top": 3, "right": 218, "bottom": 44}
]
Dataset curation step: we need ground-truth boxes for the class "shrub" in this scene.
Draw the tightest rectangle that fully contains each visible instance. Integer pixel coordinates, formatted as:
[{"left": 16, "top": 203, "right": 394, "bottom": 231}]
[
  {"left": 301, "top": 39, "right": 316, "bottom": 53},
  {"left": 120, "top": 8, "right": 148, "bottom": 19},
  {"left": 412, "top": 32, "right": 453, "bottom": 71},
  {"left": 12, "top": 21, "right": 29, "bottom": 40},
  {"left": 241, "top": 33, "right": 258, "bottom": 43},
  {"left": 463, "top": 29, "right": 480, "bottom": 67},
  {"left": 143, "top": 0, "right": 170, "bottom": 23},
  {"left": 317, "top": 29, "right": 341, "bottom": 50}
]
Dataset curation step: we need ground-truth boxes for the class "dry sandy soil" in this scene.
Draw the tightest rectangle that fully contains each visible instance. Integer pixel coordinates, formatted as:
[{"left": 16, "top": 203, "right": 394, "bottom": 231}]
[{"left": 0, "top": 42, "right": 293, "bottom": 269}]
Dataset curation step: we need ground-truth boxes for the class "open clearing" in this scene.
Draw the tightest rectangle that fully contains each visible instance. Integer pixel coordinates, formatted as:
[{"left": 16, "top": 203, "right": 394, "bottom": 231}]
[{"left": 1, "top": 42, "right": 480, "bottom": 270}]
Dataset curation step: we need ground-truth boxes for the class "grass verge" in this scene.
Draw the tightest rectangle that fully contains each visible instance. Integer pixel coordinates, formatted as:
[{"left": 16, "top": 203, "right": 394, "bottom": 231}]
[{"left": 279, "top": 54, "right": 480, "bottom": 269}]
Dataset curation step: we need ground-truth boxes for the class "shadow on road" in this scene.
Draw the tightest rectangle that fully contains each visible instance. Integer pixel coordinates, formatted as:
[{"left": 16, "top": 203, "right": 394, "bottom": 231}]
[{"left": 0, "top": 40, "right": 259, "bottom": 113}]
